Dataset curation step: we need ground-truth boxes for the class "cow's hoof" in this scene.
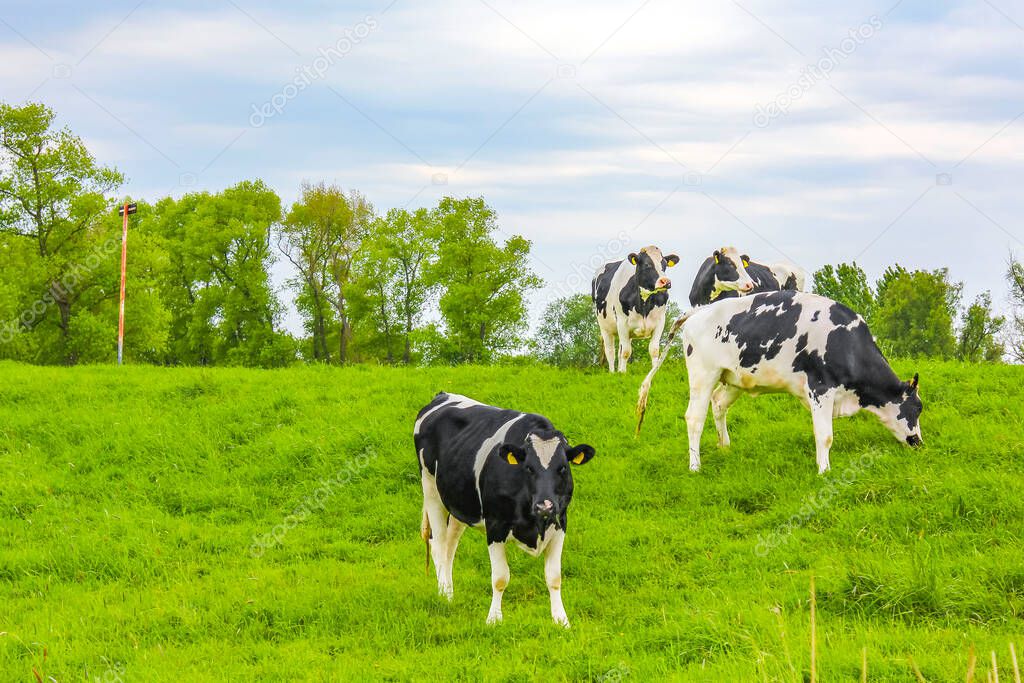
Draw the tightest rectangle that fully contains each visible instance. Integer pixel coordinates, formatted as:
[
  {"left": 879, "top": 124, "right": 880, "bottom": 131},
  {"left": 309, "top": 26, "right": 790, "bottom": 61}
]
[
  {"left": 438, "top": 585, "right": 454, "bottom": 602},
  {"left": 486, "top": 612, "right": 503, "bottom": 625},
  {"left": 553, "top": 615, "right": 571, "bottom": 629}
]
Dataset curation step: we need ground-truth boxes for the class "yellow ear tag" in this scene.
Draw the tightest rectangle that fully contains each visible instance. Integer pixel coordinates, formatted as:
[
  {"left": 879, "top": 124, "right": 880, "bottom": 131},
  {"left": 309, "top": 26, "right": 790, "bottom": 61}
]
[
  {"left": 714, "top": 255, "right": 719, "bottom": 264},
  {"left": 572, "top": 453, "right": 585, "bottom": 465},
  {"left": 506, "top": 452, "right": 518, "bottom": 465},
  {"left": 743, "top": 259, "right": 749, "bottom": 267}
]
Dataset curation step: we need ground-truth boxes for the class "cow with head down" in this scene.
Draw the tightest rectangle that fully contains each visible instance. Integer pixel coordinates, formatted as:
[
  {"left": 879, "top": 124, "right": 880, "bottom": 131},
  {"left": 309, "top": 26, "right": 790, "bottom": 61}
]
[
  {"left": 592, "top": 245, "right": 680, "bottom": 373},
  {"left": 637, "top": 290, "right": 923, "bottom": 474},
  {"left": 689, "top": 246, "right": 806, "bottom": 306}
]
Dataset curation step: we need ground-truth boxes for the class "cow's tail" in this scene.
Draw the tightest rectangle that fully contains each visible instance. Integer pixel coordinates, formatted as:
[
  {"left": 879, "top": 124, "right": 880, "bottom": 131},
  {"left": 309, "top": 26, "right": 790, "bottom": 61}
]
[
  {"left": 421, "top": 505, "right": 431, "bottom": 574},
  {"left": 636, "top": 308, "right": 697, "bottom": 435}
]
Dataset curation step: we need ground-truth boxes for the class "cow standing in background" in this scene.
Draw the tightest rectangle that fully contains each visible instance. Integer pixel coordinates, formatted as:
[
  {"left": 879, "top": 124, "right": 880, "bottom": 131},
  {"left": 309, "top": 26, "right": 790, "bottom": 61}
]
[
  {"left": 414, "top": 393, "right": 597, "bottom": 627},
  {"left": 637, "top": 290, "right": 923, "bottom": 474},
  {"left": 592, "top": 245, "right": 680, "bottom": 373},
  {"left": 689, "top": 246, "right": 806, "bottom": 306}
]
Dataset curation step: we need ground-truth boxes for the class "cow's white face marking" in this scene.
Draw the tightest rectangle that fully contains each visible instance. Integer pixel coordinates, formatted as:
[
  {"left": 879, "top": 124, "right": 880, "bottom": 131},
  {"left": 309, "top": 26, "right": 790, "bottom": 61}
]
[
  {"left": 529, "top": 434, "right": 562, "bottom": 469},
  {"left": 868, "top": 399, "right": 922, "bottom": 443},
  {"left": 637, "top": 246, "right": 671, "bottom": 300},
  {"left": 712, "top": 246, "right": 756, "bottom": 297}
]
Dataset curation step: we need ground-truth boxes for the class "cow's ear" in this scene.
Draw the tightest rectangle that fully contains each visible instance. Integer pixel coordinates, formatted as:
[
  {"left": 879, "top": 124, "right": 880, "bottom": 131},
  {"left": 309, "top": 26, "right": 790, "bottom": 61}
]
[
  {"left": 713, "top": 250, "right": 721, "bottom": 264},
  {"left": 665, "top": 254, "right": 679, "bottom": 267},
  {"left": 500, "top": 444, "right": 525, "bottom": 466},
  {"left": 741, "top": 254, "right": 750, "bottom": 267},
  {"left": 628, "top": 252, "right": 638, "bottom": 266},
  {"left": 909, "top": 373, "right": 919, "bottom": 392},
  {"left": 566, "top": 444, "right": 595, "bottom": 466}
]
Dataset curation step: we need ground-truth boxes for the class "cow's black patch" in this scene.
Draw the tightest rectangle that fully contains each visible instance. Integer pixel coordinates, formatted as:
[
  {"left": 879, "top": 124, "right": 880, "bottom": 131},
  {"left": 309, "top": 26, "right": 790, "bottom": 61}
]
[
  {"left": 783, "top": 273, "right": 798, "bottom": 290},
  {"left": 686, "top": 344, "right": 693, "bottom": 356},
  {"left": 724, "top": 290, "right": 802, "bottom": 367},
  {"left": 592, "top": 261, "right": 618, "bottom": 317},
  {"left": 811, "top": 310, "right": 820, "bottom": 322},
  {"left": 828, "top": 302, "right": 858, "bottom": 327}
]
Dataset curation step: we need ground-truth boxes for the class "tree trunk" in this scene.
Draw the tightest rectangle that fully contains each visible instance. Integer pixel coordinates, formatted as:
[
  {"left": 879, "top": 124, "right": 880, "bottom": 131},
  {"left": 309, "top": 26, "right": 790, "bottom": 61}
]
[
  {"left": 339, "top": 315, "right": 349, "bottom": 364},
  {"left": 50, "top": 280, "right": 75, "bottom": 365}
]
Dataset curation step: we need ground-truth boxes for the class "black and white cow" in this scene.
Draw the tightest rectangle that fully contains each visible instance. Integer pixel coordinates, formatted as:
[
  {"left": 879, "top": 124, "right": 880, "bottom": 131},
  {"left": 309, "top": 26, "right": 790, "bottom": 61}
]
[
  {"left": 592, "top": 245, "right": 680, "bottom": 373},
  {"left": 688, "top": 246, "right": 806, "bottom": 306},
  {"left": 636, "top": 291, "right": 923, "bottom": 474},
  {"left": 414, "top": 393, "right": 596, "bottom": 627}
]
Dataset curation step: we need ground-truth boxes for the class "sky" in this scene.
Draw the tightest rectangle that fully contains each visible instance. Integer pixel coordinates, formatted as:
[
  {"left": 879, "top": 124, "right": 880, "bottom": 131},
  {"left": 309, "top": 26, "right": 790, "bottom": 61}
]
[{"left": 3, "top": 0, "right": 1023, "bottom": 335}]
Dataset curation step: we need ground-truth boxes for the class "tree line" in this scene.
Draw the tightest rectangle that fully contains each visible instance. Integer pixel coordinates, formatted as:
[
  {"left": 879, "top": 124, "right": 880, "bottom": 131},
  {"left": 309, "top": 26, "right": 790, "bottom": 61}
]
[
  {"left": 2, "top": 100, "right": 1022, "bottom": 368},
  {"left": 0, "top": 102, "right": 539, "bottom": 366}
]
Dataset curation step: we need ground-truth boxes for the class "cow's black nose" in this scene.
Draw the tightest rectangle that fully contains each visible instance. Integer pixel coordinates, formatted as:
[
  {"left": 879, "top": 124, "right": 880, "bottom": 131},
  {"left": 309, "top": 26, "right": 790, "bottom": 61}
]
[
  {"left": 535, "top": 500, "right": 554, "bottom": 518},
  {"left": 906, "top": 434, "right": 922, "bottom": 447}
]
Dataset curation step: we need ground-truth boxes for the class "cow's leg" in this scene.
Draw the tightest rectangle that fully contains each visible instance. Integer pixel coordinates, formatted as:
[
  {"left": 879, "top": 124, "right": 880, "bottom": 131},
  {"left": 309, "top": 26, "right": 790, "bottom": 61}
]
[
  {"left": 616, "top": 322, "right": 632, "bottom": 373},
  {"left": 544, "top": 529, "right": 570, "bottom": 627},
  {"left": 420, "top": 471, "right": 450, "bottom": 596},
  {"left": 685, "top": 370, "right": 718, "bottom": 472},
  {"left": 711, "top": 384, "right": 742, "bottom": 447},
  {"left": 486, "top": 542, "right": 510, "bottom": 624},
  {"left": 438, "top": 517, "right": 467, "bottom": 599},
  {"left": 648, "top": 314, "right": 667, "bottom": 365},
  {"left": 599, "top": 326, "right": 616, "bottom": 373},
  {"left": 809, "top": 392, "right": 835, "bottom": 474}
]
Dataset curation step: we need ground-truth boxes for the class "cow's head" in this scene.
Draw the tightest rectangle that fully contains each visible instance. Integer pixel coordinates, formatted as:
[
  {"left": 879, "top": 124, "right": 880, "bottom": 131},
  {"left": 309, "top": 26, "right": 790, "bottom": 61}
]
[
  {"left": 878, "top": 373, "right": 924, "bottom": 446},
  {"left": 499, "top": 432, "right": 595, "bottom": 530},
  {"left": 710, "top": 246, "right": 756, "bottom": 298},
  {"left": 628, "top": 246, "right": 679, "bottom": 300}
]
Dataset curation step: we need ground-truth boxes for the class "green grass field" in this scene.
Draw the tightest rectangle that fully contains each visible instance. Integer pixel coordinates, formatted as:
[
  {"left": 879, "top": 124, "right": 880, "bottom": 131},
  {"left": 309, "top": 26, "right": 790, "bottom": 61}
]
[{"left": 1, "top": 359, "right": 1022, "bottom": 681}]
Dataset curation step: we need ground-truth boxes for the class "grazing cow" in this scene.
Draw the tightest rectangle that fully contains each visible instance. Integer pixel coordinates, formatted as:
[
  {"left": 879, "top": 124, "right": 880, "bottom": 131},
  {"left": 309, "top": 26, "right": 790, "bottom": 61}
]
[
  {"left": 636, "top": 291, "right": 923, "bottom": 474},
  {"left": 414, "top": 392, "right": 596, "bottom": 627},
  {"left": 592, "top": 245, "right": 680, "bottom": 373},
  {"left": 688, "top": 246, "right": 806, "bottom": 306}
]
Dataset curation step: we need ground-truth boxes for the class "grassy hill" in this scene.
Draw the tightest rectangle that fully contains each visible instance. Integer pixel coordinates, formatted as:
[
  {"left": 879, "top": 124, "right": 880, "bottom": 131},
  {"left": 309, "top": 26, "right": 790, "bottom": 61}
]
[{"left": 0, "top": 360, "right": 1022, "bottom": 681}]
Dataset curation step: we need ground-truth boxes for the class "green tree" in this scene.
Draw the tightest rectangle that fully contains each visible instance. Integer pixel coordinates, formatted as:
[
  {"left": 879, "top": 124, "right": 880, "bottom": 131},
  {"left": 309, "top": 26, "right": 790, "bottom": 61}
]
[
  {"left": 349, "top": 208, "right": 439, "bottom": 364},
  {"left": 532, "top": 294, "right": 600, "bottom": 367},
  {"left": 279, "top": 182, "right": 372, "bottom": 364},
  {"left": 956, "top": 291, "right": 1004, "bottom": 362},
  {"left": 348, "top": 233, "right": 403, "bottom": 363},
  {"left": 0, "top": 101, "right": 125, "bottom": 363},
  {"left": 157, "top": 180, "right": 293, "bottom": 367},
  {"left": 812, "top": 262, "right": 875, "bottom": 320},
  {"left": 873, "top": 267, "right": 960, "bottom": 359},
  {"left": 278, "top": 181, "right": 345, "bottom": 363},
  {"left": 426, "top": 197, "right": 541, "bottom": 363}
]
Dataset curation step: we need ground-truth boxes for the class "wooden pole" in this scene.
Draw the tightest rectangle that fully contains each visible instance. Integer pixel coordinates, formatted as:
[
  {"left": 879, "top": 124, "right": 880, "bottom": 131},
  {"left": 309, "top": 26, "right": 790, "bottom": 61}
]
[{"left": 117, "top": 202, "right": 129, "bottom": 365}]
